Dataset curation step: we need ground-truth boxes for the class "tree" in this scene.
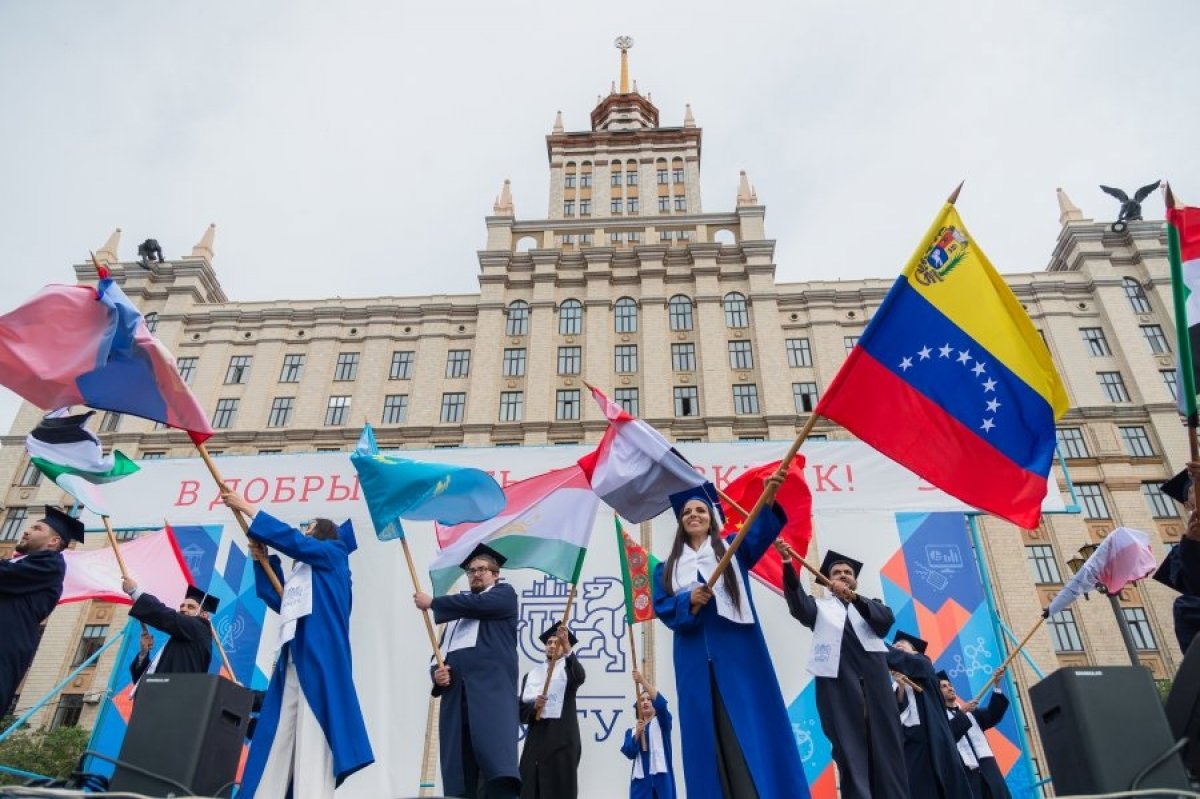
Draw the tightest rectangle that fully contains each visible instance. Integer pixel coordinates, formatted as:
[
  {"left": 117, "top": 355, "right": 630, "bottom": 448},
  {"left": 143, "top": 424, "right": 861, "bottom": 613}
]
[{"left": 0, "top": 725, "right": 89, "bottom": 786}]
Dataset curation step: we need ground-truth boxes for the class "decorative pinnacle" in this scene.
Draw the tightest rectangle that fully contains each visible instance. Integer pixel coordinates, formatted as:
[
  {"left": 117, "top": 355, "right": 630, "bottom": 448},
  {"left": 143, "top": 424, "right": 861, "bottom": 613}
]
[
  {"left": 1056, "top": 187, "right": 1083, "bottom": 225},
  {"left": 615, "top": 35, "right": 634, "bottom": 94}
]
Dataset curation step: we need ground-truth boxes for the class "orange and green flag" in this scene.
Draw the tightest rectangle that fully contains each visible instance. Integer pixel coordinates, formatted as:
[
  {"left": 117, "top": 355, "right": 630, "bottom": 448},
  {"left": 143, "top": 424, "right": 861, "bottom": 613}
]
[{"left": 616, "top": 518, "right": 658, "bottom": 625}]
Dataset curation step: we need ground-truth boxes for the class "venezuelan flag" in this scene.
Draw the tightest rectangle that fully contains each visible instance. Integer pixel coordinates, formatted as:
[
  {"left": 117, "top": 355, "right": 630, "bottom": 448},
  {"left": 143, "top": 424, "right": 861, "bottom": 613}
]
[{"left": 816, "top": 202, "right": 1068, "bottom": 529}]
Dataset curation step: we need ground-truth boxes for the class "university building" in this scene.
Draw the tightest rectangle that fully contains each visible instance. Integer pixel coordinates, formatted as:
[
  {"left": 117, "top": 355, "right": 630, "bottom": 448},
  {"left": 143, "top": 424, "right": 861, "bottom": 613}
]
[{"left": 0, "top": 45, "right": 1189, "bottom": 782}]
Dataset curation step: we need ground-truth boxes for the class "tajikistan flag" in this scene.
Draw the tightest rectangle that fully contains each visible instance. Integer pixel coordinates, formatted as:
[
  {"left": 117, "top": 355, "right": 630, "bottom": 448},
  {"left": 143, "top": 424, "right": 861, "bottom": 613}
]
[
  {"left": 430, "top": 465, "right": 599, "bottom": 595},
  {"left": 26, "top": 409, "right": 140, "bottom": 515},
  {"left": 1168, "top": 202, "right": 1200, "bottom": 420}
]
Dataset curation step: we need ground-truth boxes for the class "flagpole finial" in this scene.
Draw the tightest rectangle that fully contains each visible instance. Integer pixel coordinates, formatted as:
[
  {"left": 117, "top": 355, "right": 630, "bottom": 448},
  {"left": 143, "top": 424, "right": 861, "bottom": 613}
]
[
  {"left": 1164, "top": 181, "right": 1180, "bottom": 210},
  {"left": 946, "top": 180, "right": 965, "bottom": 205},
  {"left": 89, "top": 251, "right": 111, "bottom": 280}
]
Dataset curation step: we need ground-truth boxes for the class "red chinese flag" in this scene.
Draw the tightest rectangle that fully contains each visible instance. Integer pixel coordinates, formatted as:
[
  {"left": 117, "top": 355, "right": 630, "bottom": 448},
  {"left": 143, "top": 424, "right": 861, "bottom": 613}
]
[{"left": 721, "top": 457, "right": 813, "bottom": 595}]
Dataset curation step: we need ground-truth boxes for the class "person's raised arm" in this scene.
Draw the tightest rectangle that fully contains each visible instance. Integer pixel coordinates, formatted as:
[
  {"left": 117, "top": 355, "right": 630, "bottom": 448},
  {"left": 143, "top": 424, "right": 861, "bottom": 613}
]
[
  {"left": 778, "top": 544, "right": 818, "bottom": 627},
  {"left": 430, "top": 582, "right": 518, "bottom": 624}
]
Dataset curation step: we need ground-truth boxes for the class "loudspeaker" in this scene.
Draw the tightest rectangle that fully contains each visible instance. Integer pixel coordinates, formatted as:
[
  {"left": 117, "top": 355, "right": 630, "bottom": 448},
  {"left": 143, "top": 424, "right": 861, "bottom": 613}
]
[
  {"left": 1166, "top": 635, "right": 1200, "bottom": 777},
  {"left": 111, "top": 673, "right": 253, "bottom": 797},
  {"left": 1030, "top": 666, "right": 1190, "bottom": 794}
]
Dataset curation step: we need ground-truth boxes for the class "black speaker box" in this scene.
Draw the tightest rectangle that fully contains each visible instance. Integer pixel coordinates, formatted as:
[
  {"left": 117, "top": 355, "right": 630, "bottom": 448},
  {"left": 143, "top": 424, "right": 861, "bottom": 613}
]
[
  {"left": 111, "top": 673, "right": 253, "bottom": 797},
  {"left": 1030, "top": 666, "right": 1190, "bottom": 794}
]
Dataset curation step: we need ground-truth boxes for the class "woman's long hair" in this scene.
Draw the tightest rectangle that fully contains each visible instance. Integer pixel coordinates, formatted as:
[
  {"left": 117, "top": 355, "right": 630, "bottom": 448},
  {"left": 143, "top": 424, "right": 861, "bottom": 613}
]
[{"left": 660, "top": 507, "right": 742, "bottom": 610}]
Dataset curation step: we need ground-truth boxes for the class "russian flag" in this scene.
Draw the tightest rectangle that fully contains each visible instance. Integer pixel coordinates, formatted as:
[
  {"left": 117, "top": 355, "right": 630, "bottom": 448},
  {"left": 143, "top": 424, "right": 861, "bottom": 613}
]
[{"left": 0, "top": 279, "right": 213, "bottom": 443}]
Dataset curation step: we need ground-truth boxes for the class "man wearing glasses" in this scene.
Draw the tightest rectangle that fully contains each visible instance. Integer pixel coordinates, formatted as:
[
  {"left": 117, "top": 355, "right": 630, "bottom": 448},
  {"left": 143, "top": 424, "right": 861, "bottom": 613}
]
[{"left": 414, "top": 543, "right": 521, "bottom": 799}]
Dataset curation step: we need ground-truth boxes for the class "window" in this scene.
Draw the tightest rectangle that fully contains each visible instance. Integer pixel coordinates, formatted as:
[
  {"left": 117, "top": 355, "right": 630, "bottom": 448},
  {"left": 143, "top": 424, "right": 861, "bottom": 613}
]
[
  {"left": 441, "top": 393, "right": 466, "bottom": 423},
  {"left": 657, "top": 169, "right": 668, "bottom": 185},
  {"left": 580, "top": 200, "right": 591, "bottom": 216},
  {"left": 1143, "top": 482, "right": 1176, "bottom": 519},
  {"left": 72, "top": 624, "right": 108, "bottom": 667},
  {"left": 316, "top": 448, "right": 341, "bottom": 454},
  {"left": 1122, "top": 607, "right": 1157, "bottom": 650},
  {"left": 257, "top": 449, "right": 282, "bottom": 456},
  {"left": 225, "top": 355, "right": 252, "bottom": 384},
  {"left": 615, "top": 298, "right": 638, "bottom": 333},
  {"left": 627, "top": 198, "right": 639, "bottom": 213},
  {"left": 141, "top": 452, "right": 165, "bottom": 460},
  {"left": 674, "top": 197, "right": 687, "bottom": 212},
  {"left": 659, "top": 231, "right": 673, "bottom": 242},
  {"left": 733, "top": 384, "right": 760, "bottom": 414},
  {"left": 1119, "top": 425, "right": 1155, "bottom": 457},
  {"left": 1162, "top": 369, "right": 1180, "bottom": 400},
  {"left": 629, "top": 232, "right": 640, "bottom": 244},
  {"left": 674, "top": 386, "right": 699, "bottom": 417},
  {"left": 506, "top": 301, "right": 530, "bottom": 336},
  {"left": 793, "top": 382, "right": 819, "bottom": 412},
  {"left": 627, "top": 171, "right": 638, "bottom": 186},
  {"left": 844, "top": 335, "right": 861, "bottom": 353},
  {"left": 558, "top": 346, "right": 582, "bottom": 375},
  {"left": 1056, "top": 427, "right": 1090, "bottom": 459},
  {"left": 669, "top": 295, "right": 693, "bottom": 331},
  {"left": 786, "top": 338, "right": 813, "bottom": 367},
  {"left": 144, "top": 312, "right": 159, "bottom": 333},
  {"left": 1141, "top": 324, "right": 1171, "bottom": 354},
  {"left": 17, "top": 460, "right": 42, "bottom": 487},
  {"left": 611, "top": 232, "right": 624, "bottom": 243},
  {"left": 672, "top": 168, "right": 684, "bottom": 183},
  {"left": 445, "top": 350, "right": 471, "bottom": 379},
  {"left": 557, "top": 300, "right": 583, "bottom": 335},
  {"left": 212, "top": 399, "right": 238, "bottom": 429},
  {"left": 611, "top": 200, "right": 623, "bottom": 214},
  {"left": 614, "top": 345, "right": 638, "bottom": 373},
  {"left": 50, "top": 695, "right": 83, "bottom": 730},
  {"left": 580, "top": 233, "right": 593, "bottom": 246},
  {"left": 676, "top": 230, "right": 690, "bottom": 242},
  {"left": 1098, "top": 371, "right": 1130, "bottom": 402},
  {"left": 1076, "top": 483, "right": 1111, "bottom": 519},
  {"left": 1026, "top": 545, "right": 1063, "bottom": 584},
  {"left": 580, "top": 174, "right": 592, "bottom": 189},
  {"left": 113, "top": 527, "right": 140, "bottom": 540},
  {"left": 267, "top": 397, "right": 293, "bottom": 428},
  {"left": 99, "top": 412, "right": 121, "bottom": 433},
  {"left": 390, "top": 351, "right": 414, "bottom": 380},
  {"left": 280, "top": 354, "right": 305, "bottom": 383},
  {"left": 334, "top": 353, "right": 359, "bottom": 381},
  {"left": 498, "top": 391, "right": 523, "bottom": 422},
  {"left": 564, "top": 201, "right": 575, "bottom": 216},
  {"left": 658, "top": 197, "right": 670, "bottom": 212},
  {"left": 556, "top": 389, "right": 580, "bottom": 420},
  {"left": 1124, "top": 277, "right": 1152, "bottom": 313},
  {"left": 562, "top": 234, "right": 575, "bottom": 246},
  {"left": 1048, "top": 609, "right": 1084, "bottom": 652},
  {"left": 615, "top": 388, "right": 638, "bottom": 416},
  {"left": 325, "top": 396, "right": 351, "bottom": 426},
  {"left": 176, "top": 357, "right": 197, "bottom": 385},
  {"left": 382, "top": 394, "right": 408, "bottom": 424},
  {"left": 565, "top": 174, "right": 576, "bottom": 189},
  {"left": 672, "top": 343, "right": 696, "bottom": 372},
  {"left": 1081, "top": 327, "right": 1110, "bottom": 357},
  {"left": 496, "top": 348, "right": 525, "bottom": 378},
  {"left": 610, "top": 172, "right": 621, "bottom": 187},
  {"left": 723, "top": 293, "right": 749, "bottom": 328},
  {"left": 728, "top": 341, "right": 754, "bottom": 370},
  {"left": 1, "top": 508, "right": 27, "bottom": 541}
]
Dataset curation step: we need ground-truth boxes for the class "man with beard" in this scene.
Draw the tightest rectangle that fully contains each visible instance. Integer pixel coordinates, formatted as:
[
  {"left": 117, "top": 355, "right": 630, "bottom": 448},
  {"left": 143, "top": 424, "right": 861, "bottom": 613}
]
[
  {"left": 414, "top": 543, "right": 520, "bottom": 799},
  {"left": 0, "top": 507, "right": 83, "bottom": 715},
  {"left": 940, "top": 668, "right": 1012, "bottom": 799},
  {"left": 518, "top": 622, "right": 585, "bottom": 798},
  {"left": 124, "top": 581, "right": 218, "bottom": 687}
]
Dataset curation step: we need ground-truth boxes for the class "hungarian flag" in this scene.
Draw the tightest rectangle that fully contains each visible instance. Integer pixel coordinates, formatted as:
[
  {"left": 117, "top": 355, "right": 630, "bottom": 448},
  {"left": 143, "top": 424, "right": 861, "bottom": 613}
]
[
  {"left": 719, "top": 458, "right": 814, "bottom": 595},
  {"left": 1167, "top": 202, "right": 1200, "bottom": 421},
  {"left": 1047, "top": 527, "right": 1156, "bottom": 616},
  {"left": 26, "top": 410, "right": 140, "bottom": 515},
  {"left": 60, "top": 526, "right": 191, "bottom": 606},
  {"left": 616, "top": 518, "right": 659, "bottom": 625},
  {"left": 430, "top": 465, "right": 599, "bottom": 595},
  {"left": 577, "top": 386, "right": 705, "bottom": 523}
]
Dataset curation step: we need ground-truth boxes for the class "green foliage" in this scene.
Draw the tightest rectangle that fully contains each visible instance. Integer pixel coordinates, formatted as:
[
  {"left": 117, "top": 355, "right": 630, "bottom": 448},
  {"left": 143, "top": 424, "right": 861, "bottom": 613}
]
[{"left": 0, "top": 725, "right": 88, "bottom": 786}]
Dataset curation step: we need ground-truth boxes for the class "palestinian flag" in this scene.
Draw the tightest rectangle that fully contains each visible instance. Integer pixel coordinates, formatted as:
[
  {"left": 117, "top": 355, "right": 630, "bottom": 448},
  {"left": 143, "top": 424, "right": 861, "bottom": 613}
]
[
  {"left": 616, "top": 518, "right": 659, "bottom": 625},
  {"left": 26, "top": 410, "right": 140, "bottom": 514},
  {"left": 1168, "top": 202, "right": 1200, "bottom": 421}
]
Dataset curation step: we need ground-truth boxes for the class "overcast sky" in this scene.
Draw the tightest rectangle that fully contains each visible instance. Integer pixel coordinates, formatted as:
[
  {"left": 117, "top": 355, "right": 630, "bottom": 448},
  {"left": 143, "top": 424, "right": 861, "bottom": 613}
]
[{"left": 2, "top": 1, "right": 1197, "bottom": 436}]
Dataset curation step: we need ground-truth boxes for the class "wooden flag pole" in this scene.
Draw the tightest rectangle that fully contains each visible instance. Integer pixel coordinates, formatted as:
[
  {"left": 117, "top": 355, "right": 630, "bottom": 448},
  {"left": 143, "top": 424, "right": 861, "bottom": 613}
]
[
  {"left": 402, "top": 537, "right": 445, "bottom": 669},
  {"left": 99, "top": 516, "right": 130, "bottom": 582},
  {"left": 971, "top": 616, "right": 1044, "bottom": 704},
  {"left": 628, "top": 626, "right": 647, "bottom": 750},
  {"left": 1167, "top": 183, "right": 1200, "bottom": 462},
  {"left": 705, "top": 413, "right": 821, "bottom": 590},
  {"left": 535, "top": 582, "right": 578, "bottom": 721},
  {"left": 195, "top": 442, "right": 283, "bottom": 595},
  {"left": 208, "top": 619, "right": 241, "bottom": 687}
]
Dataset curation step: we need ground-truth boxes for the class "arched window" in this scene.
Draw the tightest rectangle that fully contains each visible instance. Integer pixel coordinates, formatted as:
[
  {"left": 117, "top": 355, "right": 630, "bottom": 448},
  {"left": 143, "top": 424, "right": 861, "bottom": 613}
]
[
  {"left": 144, "top": 312, "right": 159, "bottom": 333},
  {"left": 614, "top": 297, "right": 638, "bottom": 333},
  {"left": 723, "top": 292, "right": 749, "bottom": 328},
  {"left": 1123, "top": 277, "right": 1152, "bottom": 313},
  {"left": 506, "top": 300, "right": 530, "bottom": 336},
  {"left": 669, "top": 295, "right": 694, "bottom": 331},
  {"left": 559, "top": 299, "right": 583, "bottom": 335}
]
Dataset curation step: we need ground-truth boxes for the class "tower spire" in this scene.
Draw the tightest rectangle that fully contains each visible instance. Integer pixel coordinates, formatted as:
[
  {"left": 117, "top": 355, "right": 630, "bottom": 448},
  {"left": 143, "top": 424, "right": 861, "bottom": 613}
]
[
  {"left": 615, "top": 36, "right": 634, "bottom": 94},
  {"left": 1056, "top": 187, "right": 1084, "bottom": 225}
]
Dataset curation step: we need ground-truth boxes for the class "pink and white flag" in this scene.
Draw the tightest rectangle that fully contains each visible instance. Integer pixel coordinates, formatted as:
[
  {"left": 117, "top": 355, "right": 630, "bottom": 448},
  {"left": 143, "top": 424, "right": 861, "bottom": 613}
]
[
  {"left": 60, "top": 527, "right": 192, "bottom": 606},
  {"left": 1047, "top": 527, "right": 1157, "bottom": 616},
  {"left": 576, "top": 386, "right": 705, "bottom": 523}
]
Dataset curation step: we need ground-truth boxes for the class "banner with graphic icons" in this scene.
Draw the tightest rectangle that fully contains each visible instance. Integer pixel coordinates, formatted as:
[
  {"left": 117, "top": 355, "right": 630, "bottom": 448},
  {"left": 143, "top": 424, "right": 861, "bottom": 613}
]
[{"left": 81, "top": 442, "right": 1049, "bottom": 797}]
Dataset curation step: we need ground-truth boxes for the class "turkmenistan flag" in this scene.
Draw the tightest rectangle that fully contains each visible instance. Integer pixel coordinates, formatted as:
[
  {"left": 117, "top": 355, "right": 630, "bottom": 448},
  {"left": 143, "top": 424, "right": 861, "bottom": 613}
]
[
  {"left": 26, "top": 410, "right": 140, "bottom": 515},
  {"left": 616, "top": 518, "right": 659, "bottom": 625},
  {"left": 1167, "top": 203, "right": 1200, "bottom": 420}
]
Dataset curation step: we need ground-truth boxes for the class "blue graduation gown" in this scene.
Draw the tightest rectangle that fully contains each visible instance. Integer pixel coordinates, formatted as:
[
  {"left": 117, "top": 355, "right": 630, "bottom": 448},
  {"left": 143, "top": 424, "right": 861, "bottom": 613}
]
[
  {"left": 652, "top": 505, "right": 809, "bottom": 799},
  {"left": 239, "top": 512, "right": 374, "bottom": 796},
  {"left": 0, "top": 550, "right": 65, "bottom": 715},
  {"left": 620, "top": 693, "right": 677, "bottom": 799},
  {"left": 431, "top": 582, "right": 522, "bottom": 796}
]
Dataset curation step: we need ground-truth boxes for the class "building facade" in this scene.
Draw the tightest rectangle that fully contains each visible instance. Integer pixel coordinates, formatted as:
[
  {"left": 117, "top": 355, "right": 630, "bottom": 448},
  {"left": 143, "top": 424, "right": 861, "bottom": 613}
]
[{"left": 0, "top": 49, "right": 1190, "bottom": 784}]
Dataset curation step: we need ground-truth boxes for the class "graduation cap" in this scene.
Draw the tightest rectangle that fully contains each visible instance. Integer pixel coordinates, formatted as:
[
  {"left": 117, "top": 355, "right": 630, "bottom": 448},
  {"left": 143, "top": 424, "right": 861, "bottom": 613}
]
[
  {"left": 185, "top": 585, "right": 220, "bottom": 614},
  {"left": 336, "top": 519, "right": 358, "bottom": 554},
  {"left": 892, "top": 630, "right": 928, "bottom": 655},
  {"left": 820, "top": 549, "right": 863, "bottom": 579},
  {"left": 1160, "top": 469, "right": 1192, "bottom": 505},
  {"left": 935, "top": 670, "right": 951, "bottom": 683},
  {"left": 42, "top": 506, "right": 84, "bottom": 544},
  {"left": 460, "top": 542, "right": 507, "bottom": 571},
  {"left": 538, "top": 621, "right": 578, "bottom": 646},
  {"left": 669, "top": 482, "right": 723, "bottom": 523},
  {"left": 1153, "top": 548, "right": 1185, "bottom": 593}
]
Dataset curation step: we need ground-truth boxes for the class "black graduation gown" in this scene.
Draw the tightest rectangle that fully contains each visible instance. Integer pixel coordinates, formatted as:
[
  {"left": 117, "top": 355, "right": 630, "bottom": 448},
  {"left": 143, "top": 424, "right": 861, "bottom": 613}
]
[
  {"left": 887, "top": 647, "right": 973, "bottom": 799},
  {"left": 0, "top": 550, "right": 65, "bottom": 714},
  {"left": 782, "top": 563, "right": 908, "bottom": 799},
  {"left": 1159, "top": 538, "right": 1200, "bottom": 652},
  {"left": 127, "top": 592, "right": 213, "bottom": 681},
  {"left": 948, "top": 692, "right": 1012, "bottom": 799},
  {"left": 431, "top": 582, "right": 521, "bottom": 798},
  {"left": 518, "top": 653, "right": 585, "bottom": 799}
]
